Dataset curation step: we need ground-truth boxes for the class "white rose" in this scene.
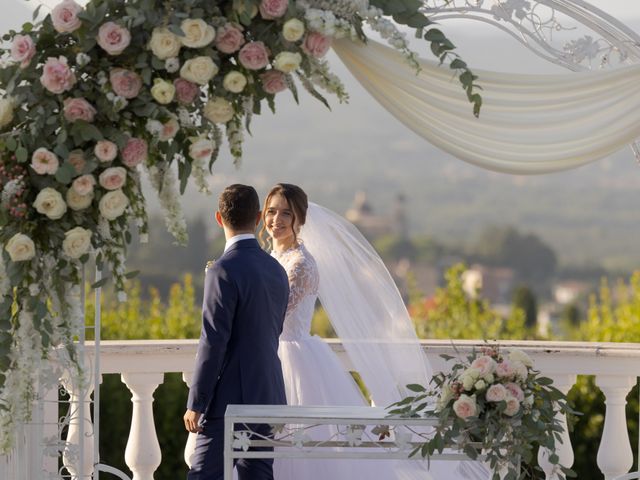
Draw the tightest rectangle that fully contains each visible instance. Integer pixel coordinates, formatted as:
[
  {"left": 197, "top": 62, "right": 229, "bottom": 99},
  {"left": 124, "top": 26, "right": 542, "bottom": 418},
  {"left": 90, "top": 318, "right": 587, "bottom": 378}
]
[
  {"left": 0, "top": 98, "right": 14, "bottom": 129},
  {"left": 34, "top": 187, "right": 67, "bottom": 220},
  {"left": 508, "top": 349, "right": 534, "bottom": 368},
  {"left": 149, "top": 27, "right": 182, "bottom": 60},
  {"left": 474, "top": 380, "right": 487, "bottom": 391},
  {"left": 203, "top": 97, "right": 234, "bottom": 124},
  {"left": 512, "top": 360, "right": 529, "bottom": 381},
  {"left": 180, "top": 19, "right": 216, "bottom": 48},
  {"left": 62, "top": 226, "right": 92, "bottom": 259},
  {"left": 5, "top": 233, "right": 35, "bottom": 262},
  {"left": 273, "top": 51, "right": 301, "bottom": 73},
  {"left": 150, "top": 78, "right": 176, "bottom": 104},
  {"left": 189, "top": 137, "right": 215, "bottom": 162},
  {"left": 435, "top": 383, "right": 454, "bottom": 412},
  {"left": 223, "top": 71, "right": 247, "bottom": 93},
  {"left": 165, "top": 57, "right": 180, "bottom": 73},
  {"left": 282, "top": 18, "right": 305, "bottom": 42},
  {"left": 99, "top": 189, "right": 129, "bottom": 220},
  {"left": 66, "top": 188, "right": 94, "bottom": 211},
  {"left": 180, "top": 56, "right": 218, "bottom": 85}
]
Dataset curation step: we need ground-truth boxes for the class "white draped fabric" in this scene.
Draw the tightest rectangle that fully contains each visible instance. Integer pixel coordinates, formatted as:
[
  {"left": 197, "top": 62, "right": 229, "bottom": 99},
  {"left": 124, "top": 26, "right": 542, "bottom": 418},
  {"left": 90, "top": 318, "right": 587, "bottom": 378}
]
[{"left": 333, "top": 38, "right": 640, "bottom": 174}]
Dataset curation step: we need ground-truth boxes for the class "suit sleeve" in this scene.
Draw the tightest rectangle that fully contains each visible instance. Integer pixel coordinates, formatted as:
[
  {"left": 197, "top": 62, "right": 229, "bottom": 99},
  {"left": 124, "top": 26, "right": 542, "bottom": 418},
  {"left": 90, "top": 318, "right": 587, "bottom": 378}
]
[{"left": 187, "top": 263, "right": 237, "bottom": 412}]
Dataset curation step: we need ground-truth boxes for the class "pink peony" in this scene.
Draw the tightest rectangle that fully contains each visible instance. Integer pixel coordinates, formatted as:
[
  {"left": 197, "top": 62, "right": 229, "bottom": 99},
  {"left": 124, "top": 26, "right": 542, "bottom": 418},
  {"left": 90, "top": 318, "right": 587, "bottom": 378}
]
[
  {"left": 470, "top": 355, "right": 496, "bottom": 377},
  {"left": 97, "top": 22, "right": 131, "bottom": 56},
  {"left": 504, "top": 396, "right": 520, "bottom": 416},
  {"left": 485, "top": 384, "right": 508, "bottom": 402},
  {"left": 31, "top": 148, "right": 59, "bottom": 175},
  {"left": 215, "top": 24, "right": 245, "bottom": 54},
  {"left": 259, "top": 0, "right": 288, "bottom": 19},
  {"left": 174, "top": 78, "right": 200, "bottom": 105},
  {"left": 260, "top": 70, "right": 287, "bottom": 94},
  {"left": 121, "top": 137, "right": 148, "bottom": 168},
  {"left": 238, "top": 41, "right": 269, "bottom": 70},
  {"left": 99, "top": 167, "right": 127, "bottom": 190},
  {"left": 63, "top": 97, "right": 97, "bottom": 123},
  {"left": 72, "top": 174, "right": 96, "bottom": 196},
  {"left": 68, "top": 150, "right": 86, "bottom": 174},
  {"left": 303, "top": 32, "right": 332, "bottom": 58},
  {"left": 11, "top": 35, "right": 36, "bottom": 69},
  {"left": 110, "top": 68, "right": 142, "bottom": 99},
  {"left": 504, "top": 382, "right": 525, "bottom": 402},
  {"left": 51, "top": 0, "right": 83, "bottom": 33},
  {"left": 94, "top": 140, "right": 118, "bottom": 163},
  {"left": 40, "top": 56, "right": 76, "bottom": 94},
  {"left": 159, "top": 117, "right": 179, "bottom": 142}
]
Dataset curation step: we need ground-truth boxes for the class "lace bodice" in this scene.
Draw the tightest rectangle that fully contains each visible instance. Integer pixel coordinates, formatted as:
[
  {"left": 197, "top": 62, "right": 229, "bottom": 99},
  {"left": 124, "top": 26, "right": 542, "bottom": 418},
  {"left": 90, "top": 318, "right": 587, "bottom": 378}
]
[{"left": 271, "top": 243, "right": 319, "bottom": 341}]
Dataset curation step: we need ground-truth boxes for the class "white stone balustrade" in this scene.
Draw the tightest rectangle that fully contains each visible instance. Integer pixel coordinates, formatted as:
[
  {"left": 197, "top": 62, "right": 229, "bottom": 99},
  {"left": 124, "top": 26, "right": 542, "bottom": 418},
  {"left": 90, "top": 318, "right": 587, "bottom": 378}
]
[{"left": 22, "top": 339, "right": 640, "bottom": 479}]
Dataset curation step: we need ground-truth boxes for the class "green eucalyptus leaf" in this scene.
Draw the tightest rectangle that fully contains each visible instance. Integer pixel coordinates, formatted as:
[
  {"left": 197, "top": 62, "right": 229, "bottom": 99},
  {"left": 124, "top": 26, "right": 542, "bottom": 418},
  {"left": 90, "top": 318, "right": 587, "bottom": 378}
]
[{"left": 15, "top": 146, "right": 28, "bottom": 163}]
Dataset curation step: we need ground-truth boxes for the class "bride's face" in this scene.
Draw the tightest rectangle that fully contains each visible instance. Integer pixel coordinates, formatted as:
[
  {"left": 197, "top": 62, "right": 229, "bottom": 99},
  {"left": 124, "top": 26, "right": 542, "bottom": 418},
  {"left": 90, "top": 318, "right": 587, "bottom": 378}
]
[{"left": 265, "top": 194, "right": 295, "bottom": 243}]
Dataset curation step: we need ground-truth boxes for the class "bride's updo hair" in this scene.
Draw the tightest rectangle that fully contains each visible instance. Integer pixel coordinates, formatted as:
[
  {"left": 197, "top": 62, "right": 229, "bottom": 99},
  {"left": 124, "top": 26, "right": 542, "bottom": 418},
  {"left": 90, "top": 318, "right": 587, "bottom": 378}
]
[{"left": 260, "top": 183, "right": 308, "bottom": 246}]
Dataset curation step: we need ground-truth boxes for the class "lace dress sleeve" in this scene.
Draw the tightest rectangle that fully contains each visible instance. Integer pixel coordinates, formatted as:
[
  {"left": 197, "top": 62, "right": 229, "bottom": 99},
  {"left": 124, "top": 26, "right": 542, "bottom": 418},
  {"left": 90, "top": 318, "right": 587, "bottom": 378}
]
[{"left": 285, "top": 250, "right": 319, "bottom": 314}]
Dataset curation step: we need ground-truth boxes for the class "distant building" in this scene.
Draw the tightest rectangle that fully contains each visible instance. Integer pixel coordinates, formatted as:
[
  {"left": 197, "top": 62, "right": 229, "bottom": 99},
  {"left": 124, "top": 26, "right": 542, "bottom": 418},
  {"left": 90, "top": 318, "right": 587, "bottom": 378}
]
[
  {"left": 345, "top": 191, "right": 408, "bottom": 239},
  {"left": 554, "top": 280, "right": 591, "bottom": 305},
  {"left": 462, "top": 264, "right": 516, "bottom": 305}
]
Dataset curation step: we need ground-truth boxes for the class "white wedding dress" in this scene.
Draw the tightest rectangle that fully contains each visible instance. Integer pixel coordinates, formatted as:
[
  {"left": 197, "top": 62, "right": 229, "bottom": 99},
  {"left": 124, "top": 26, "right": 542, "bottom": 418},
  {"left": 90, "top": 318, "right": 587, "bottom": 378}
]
[{"left": 271, "top": 211, "right": 489, "bottom": 480}]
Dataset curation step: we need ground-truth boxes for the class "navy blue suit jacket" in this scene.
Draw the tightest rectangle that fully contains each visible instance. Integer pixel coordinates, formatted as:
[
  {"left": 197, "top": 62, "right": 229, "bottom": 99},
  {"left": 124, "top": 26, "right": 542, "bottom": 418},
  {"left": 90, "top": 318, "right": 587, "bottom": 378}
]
[{"left": 187, "top": 238, "right": 289, "bottom": 418}]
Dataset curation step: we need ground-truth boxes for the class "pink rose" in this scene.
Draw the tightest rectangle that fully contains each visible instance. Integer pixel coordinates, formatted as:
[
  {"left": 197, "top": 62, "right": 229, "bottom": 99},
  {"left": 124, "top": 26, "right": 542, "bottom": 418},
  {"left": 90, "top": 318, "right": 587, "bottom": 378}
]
[
  {"left": 238, "top": 41, "right": 269, "bottom": 70},
  {"left": 452, "top": 394, "right": 477, "bottom": 420},
  {"left": 303, "top": 32, "right": 332, "bottom": 58},
  {"left": 259, "top": 0, "right": 288, "bottom": 19},
  {"left": 470, "top": 355, "right": 496, "bottom": 377},
  {"left": 173, "top": 78, "right": 200, "bottom": 105},
  {"left": 31, "top": 148, "right": 59, "bottom": 175},
  {"left": 97, "top": 22, "right": 131, "bottom": 56},
  {"left": 495, "top": 360, "right": 515, "bottom": 379},
  {"left": 11, "top": 35, "right": 36, "bottom": 69},
  {"left": 40, "top": 56, "right": 76, "bottom": 94},
  {"left": 72, "top": 174, "right": 96, "bottom": 196},
  {"left": 159, "top": 117, "right": 179, "bottom": 142},
  {"left": 68, "top": 150, "right": 86, "bottom": 174},
  {"left": 94, "top": 140, "right": 118, "bottom": 163},
  {"left": 260, "top": 70, "right": 287, "bottom": 94},
  {"left": 504, "top": 383, "right": 525, "bottom": 402},
  {"left": 63, "top": 97, "right": 97, "bottom": 123},
  {"left": 122, "top": 137, "right": 148, "bottom": 168},
  {"left": 215, "top": 24, "right": 245, "bottom": 54},
  {"left": 110, "top": 68, "right": 142, "bottom": 99},
  {"left": 51, "top": 0, "right": 83, "bottom": 33},
  {"left": 99, "top": 166, "right": 127, "bottom": 190},
  {"left": 485, "top": 384, "right": 507, "bottom": 403},
  {"left": 504, "top": 396, "right": 520, "bottom": 416}
]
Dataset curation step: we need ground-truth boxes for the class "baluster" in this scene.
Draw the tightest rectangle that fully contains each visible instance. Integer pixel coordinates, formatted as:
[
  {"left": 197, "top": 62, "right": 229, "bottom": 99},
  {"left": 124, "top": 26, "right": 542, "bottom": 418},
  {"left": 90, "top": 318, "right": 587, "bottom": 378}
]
[
  {"left": 538, "top": 374, "right": 576, "bottom": 479},
  {"left": 596, "top": 375, "right": 635, "bottom": 479},
  {"left": 122, "top": 372, "right": 164, "bottom": 480},
  {"left": 61, "top": 374, "right": 95, "bottom": 479},
  {"left": 182, "top": 372, "right": 197, "bottom": 469}
]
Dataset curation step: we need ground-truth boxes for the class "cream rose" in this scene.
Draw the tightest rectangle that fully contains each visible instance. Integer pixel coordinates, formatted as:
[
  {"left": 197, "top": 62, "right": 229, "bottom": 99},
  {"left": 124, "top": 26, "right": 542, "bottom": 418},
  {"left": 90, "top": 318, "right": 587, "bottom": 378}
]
[
  {"left": 203, "top": 97, "right": 234, "bottom": 124},
  {"left": 282, "top": 18, "right": 304, "bottom": 42},
  {"left": 180, "top": 57, "right": 218, "bottom": 86},
  {"left": 5, "top": 233, "right": 35, "bottom": 262},
  {"left": 149, "top": 27, "right": 182, "bottom": 60},
  {"left": 508, "top": 349, "right": 534, "bottom": 368},
  {"left": 273, "top": 51, "right": 301, "bottom": 73},
  {"left": 150, "top": 78, "right": 176, "bottom": 104},
  {"left": 180, "top": 19, "right": 216, "bottom": 48},
  {"left": 99, "top": 189, "right": 129, "bottom": 220},
  {"left": 34, "top": 187, "right": 67, "bottom": 220},
  {"left": 504, "top": 396, "right": 521, "bottom": 416},
  {"left": 223, "top": 71, "right": 247, "bottom": 93},
  {"left": 66, "top": 188, "right": 94, "bottom": 211},
  {"left": 31, "top": 148, "right": 59, "bottom": 175},
  {"left": 99, "top": 167, "right": 127, "bottom": 191},
  {"left": 62, "top": 227, "right": 92, "bottom": 259},
  {"left": 0, "top": 98, "right": 13, "bottom": 129}
]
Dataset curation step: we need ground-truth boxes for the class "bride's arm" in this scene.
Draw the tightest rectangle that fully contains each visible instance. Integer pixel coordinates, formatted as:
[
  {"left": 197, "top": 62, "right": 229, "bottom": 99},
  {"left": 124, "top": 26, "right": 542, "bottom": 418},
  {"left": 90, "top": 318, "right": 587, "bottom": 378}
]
[{"left": 285, "top": 254, "right": 319, "bottom": 314}]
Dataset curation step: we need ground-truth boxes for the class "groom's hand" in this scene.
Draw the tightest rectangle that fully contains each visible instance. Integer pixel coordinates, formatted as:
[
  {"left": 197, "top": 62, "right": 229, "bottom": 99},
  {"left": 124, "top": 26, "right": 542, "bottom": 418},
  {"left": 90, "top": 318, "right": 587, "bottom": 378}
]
[{"left": 184, "top": 409, "right": 203, "bottom": 433}]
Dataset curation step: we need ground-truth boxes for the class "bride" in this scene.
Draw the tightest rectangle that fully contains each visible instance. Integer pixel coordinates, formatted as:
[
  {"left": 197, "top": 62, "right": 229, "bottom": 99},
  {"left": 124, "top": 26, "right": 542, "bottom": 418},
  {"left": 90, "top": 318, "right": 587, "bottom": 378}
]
[{"left": 262, "top": 183, "right": 488, "bottom": 480}]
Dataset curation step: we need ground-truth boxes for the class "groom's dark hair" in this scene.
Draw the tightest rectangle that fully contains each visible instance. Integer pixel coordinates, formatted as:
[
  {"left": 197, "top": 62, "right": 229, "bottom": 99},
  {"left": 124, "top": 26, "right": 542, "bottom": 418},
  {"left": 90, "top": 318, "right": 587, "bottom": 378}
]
[{"left": 218, "top": 184, "right": 260, "bottom": 230}]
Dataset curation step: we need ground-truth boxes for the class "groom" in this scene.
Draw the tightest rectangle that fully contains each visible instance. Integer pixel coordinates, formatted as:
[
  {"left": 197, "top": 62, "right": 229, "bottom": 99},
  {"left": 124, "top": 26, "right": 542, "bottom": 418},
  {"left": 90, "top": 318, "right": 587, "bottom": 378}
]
[{"left": 184, "top": 184, "right": 289, "bottom": 480}]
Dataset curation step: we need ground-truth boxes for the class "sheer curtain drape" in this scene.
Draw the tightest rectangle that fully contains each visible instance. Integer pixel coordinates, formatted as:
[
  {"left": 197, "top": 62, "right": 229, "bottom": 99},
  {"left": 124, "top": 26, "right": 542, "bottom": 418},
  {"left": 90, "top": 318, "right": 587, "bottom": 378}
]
[{"left": 334, "top": 38, "right": 640, "bottom": 174}]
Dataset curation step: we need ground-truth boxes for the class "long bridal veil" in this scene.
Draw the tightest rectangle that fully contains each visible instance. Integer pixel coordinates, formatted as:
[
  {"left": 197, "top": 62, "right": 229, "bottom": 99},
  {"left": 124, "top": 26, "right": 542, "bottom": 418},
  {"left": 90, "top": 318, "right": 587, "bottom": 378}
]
[{"left": 300, "top": 202, "right": 489, "bottom": 479}]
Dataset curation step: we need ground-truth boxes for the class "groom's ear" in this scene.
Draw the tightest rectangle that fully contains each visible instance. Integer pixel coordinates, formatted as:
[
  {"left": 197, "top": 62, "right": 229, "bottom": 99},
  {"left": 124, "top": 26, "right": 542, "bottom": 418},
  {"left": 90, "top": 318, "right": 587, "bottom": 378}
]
[
  {"left": 215, "top": 211, "right": 224, "bottom": 228},
  {"left": 255, "top": 211, "right": 262, "bottom": 227}
]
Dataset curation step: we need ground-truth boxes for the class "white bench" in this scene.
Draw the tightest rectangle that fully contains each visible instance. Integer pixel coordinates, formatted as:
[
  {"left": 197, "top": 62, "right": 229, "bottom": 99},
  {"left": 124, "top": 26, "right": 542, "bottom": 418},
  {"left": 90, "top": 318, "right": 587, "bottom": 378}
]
[{"left": 223, "top": 404, "right": 477, "bottom": 479}]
